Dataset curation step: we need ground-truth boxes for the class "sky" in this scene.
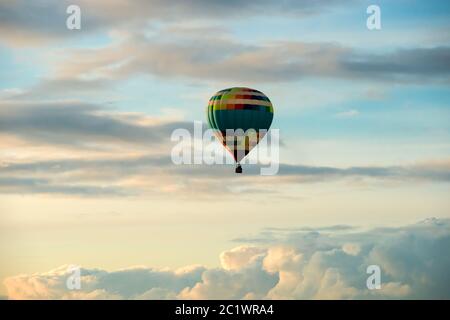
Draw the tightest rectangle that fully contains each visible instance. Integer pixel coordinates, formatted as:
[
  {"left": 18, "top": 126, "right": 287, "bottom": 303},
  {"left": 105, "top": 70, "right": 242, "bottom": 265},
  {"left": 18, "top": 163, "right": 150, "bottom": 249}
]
[{"left": 0, "top": 0, "right": 449, "bottom": 299}]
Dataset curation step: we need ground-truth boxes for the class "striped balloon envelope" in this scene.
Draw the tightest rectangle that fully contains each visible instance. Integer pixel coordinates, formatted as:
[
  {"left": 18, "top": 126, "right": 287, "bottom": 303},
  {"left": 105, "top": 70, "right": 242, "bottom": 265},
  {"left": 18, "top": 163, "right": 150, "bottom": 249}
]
[{"left": 206, "top": 87, "right": 274, "bottom": 173}]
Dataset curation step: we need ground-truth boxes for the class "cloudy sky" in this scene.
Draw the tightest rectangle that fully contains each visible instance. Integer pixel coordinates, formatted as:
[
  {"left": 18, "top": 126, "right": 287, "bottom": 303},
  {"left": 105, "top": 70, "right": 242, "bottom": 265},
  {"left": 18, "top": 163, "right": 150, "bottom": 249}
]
[{"left": 0, "top": 0, "right": 449, "bottom": 299}]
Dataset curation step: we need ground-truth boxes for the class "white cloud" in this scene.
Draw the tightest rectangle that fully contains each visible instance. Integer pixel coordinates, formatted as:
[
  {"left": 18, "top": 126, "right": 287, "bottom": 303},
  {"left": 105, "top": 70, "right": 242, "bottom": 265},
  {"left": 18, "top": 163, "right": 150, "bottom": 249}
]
[
  {"left": 220, "top": 245, "right": 266, "bottom": 271},
  {"left": 0, "top": 0, "right": 352, "bottom": 47},
  {"left": 342, "top": 243, "right": 361, "bottom": 256},
  {"left": 42, "top": 32, "right": 450, "bottom": 84},
  {"left": 4, "top": 219, "right": 450, "bottom": 299},
  {"left": 335, "top": 109, "right": 360, "bottom": 118},
  {"left": 263, "top": 246, "right": 303, "bottom": 274}
]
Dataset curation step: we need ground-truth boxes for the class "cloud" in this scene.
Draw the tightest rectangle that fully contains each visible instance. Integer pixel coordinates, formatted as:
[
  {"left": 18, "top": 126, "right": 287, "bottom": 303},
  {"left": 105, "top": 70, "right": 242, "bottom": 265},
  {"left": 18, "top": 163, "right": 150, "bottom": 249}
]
[
  {"left": 220, "top": 246, "right": 266, "bottom": 271},
  {"left": 342, "top": 243, "right": 361, "bottom": 256},
  {"left": 45, "top": 31, "right": 450, "bottom": 84},
  {"left": 0, "top": 0, "right": 350, "bottom": 46},
  {"left": 341, "top": 46, "right": 450, "bottom": 80},
  {"left": 0, "top": 176, "right": 128, "bottom": 196},
  {"left": 4, "top": 218, "right": 450, "bottom": 299},
  {"left": 336, "top": 109, "right": 359, "bottom": 118},
  {"left": 4, "top": 264, "right": 206, "bottom": 300},
  {"left": 0, "top": 100, "right": 190, "bottom": 149},
  {"left": 277, "top": 162, "right": 450, "bottom": 182},
  {"left": 2, "top": 154, "right": 450, "bottom": 196},
  {"left": 1, "top": 100, "right": 449, "bottom": 196}
]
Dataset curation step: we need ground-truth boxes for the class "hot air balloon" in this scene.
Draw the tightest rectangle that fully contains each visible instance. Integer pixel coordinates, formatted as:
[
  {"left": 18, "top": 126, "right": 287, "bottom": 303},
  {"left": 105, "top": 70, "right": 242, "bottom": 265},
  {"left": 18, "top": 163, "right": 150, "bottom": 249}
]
[{"left": 206, "top": 87, "right": 274, "bottom": 173}]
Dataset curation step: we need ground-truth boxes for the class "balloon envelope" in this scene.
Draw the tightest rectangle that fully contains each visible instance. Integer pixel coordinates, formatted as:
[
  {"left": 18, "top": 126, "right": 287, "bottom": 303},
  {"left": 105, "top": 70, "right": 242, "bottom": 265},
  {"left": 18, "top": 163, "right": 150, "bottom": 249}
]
[{"left": 206, "top": 87, "right": 274, "bottom": 163}]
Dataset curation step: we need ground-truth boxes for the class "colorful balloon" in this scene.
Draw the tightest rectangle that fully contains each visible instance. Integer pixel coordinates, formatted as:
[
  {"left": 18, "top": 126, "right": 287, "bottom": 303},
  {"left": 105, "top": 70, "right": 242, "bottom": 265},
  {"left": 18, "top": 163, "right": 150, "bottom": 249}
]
[{"left": 206, "top": 87, "right": 274, "bottom": 173}]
